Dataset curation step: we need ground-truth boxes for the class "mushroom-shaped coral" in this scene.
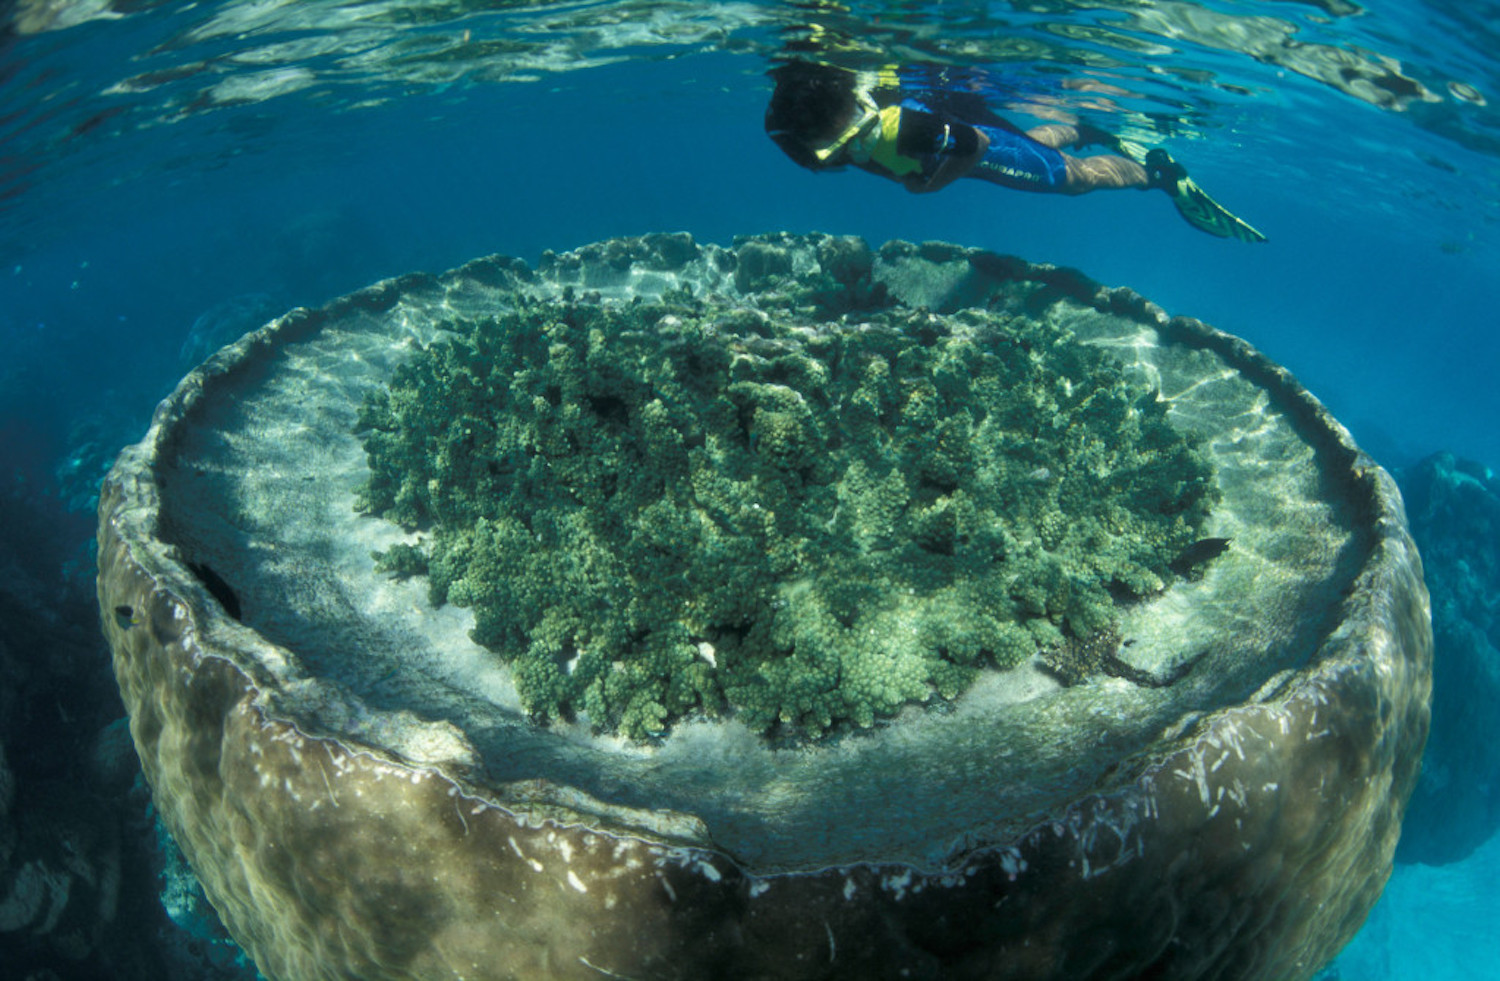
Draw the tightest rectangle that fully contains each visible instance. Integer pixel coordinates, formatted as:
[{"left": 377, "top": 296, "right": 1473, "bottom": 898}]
[{"left": 97, "top": 233, "right": 1429, "bottom": 981}]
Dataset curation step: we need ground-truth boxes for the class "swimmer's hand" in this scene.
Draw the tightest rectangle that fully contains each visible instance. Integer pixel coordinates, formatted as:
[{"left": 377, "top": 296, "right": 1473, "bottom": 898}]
[{"left": 904, "top": 127, "right": 989, "bottom": 193}]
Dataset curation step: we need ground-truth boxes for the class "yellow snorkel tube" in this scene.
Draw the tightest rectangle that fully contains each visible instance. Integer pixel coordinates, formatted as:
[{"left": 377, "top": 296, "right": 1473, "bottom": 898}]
[
  {"left": 808, "top": 66, "right": 908, "bottom": 164},
  {"left": 812, "top": 82, "right": 882, "bottom": 164}
]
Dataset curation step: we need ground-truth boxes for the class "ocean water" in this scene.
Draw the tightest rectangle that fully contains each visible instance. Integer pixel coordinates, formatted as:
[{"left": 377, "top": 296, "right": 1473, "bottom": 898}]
[{"left": 0, "top": 0, "right": 1496, "bottom": 978}]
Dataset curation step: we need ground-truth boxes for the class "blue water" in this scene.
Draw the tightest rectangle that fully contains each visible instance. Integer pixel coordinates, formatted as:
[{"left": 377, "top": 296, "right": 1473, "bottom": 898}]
[{"left": 1, "top": 0, "right": 1497, "bottom": 976}]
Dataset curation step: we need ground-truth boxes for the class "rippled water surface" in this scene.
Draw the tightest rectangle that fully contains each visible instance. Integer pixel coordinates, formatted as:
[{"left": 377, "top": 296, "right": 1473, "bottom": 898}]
[
  {"left": 4, "top": 0, "right": 1498, "bottom": 478},
  {"left": 2, "top": 0, "right": 1498, "bottom": 977}
]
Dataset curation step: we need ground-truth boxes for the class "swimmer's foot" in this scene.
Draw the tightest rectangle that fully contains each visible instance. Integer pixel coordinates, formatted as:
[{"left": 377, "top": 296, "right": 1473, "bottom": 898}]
[
  {"left": 1143, "top": 148, "right": 1188, "bottom": 190},
  {"left": 1116, "top": 142, "right": 1268, "bottom": 243},
  {"left": 1143, "top": 147, "right": 1268, "bottom": 243}
]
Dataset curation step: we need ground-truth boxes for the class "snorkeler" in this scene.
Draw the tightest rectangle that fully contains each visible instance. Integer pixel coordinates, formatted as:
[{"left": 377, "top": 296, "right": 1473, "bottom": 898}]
[{"left": 765, "top": 61, "right": 1267, "bottom": 243}]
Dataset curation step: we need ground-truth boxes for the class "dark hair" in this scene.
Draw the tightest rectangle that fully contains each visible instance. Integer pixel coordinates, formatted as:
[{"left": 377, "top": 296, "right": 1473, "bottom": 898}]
[{"left": 764, "top": 61, "right": 857, "bottom": 169}]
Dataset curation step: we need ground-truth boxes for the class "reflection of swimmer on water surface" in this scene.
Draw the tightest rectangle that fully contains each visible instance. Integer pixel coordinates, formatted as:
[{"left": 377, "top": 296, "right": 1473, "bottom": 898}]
[{"left": 765, "top": 61, "right": 1267, "bottom": 242}]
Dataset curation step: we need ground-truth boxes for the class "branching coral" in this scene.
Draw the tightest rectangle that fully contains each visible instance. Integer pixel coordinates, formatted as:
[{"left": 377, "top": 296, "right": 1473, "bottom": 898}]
[{"left": 355, "top": 289, "right": 1217, "bottom": 740}]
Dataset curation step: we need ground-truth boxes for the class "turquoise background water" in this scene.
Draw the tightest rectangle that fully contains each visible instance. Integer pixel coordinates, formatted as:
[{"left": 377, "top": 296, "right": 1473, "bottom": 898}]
[{"left": 1, "top": 1, "right": 1497, "bottom": 977}]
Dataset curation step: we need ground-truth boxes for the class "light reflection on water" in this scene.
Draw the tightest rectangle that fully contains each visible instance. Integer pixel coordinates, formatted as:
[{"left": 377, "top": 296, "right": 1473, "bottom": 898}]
[
  {"left": 2, "top": 0, "right": 1497, "bottom": 492},
  {"left": 3, "top": 0, "right": 1494, "bottom": 162}
]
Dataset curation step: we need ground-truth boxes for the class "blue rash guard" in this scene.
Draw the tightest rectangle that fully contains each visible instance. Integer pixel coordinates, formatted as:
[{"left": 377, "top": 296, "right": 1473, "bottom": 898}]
[
  {"left": 891, "top": 92, "right": 1069, "bottom": 192},
  {"left": 968, "top": 121, "right": 1070, "bottom": 191}
]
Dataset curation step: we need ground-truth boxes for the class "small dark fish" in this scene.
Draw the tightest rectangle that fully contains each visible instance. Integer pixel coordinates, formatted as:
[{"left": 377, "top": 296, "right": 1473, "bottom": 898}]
[
  {"left": 1169, "top": 538, "right": 1231, "bottom": 578},
  {"left": 113, "top": 604, "right": 141, "bottom": 630}
]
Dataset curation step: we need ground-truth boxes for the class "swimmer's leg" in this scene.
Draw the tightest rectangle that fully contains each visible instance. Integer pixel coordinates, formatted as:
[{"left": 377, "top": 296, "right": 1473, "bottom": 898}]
[
  {"left": 1024, "top": 122, "right": 1115, "bottom": 150},
  {"left": 1062, "top": 153, "right": 1148, "bottom": 192},
  {"left": 966, "top": 123, "right": 1267, "bottom": 241},
  {"left": 1003, "top": 122, "right": 1150, "bottom": 192}
]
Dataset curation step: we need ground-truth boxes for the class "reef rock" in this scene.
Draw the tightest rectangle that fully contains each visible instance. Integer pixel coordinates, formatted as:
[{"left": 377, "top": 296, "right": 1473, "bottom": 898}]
[
  {"left": 1395, "top": 452, "right": 1500, "bottom": 865},
  {"left": 97, "top": 232, "right": 1431, "bottom": 981}
]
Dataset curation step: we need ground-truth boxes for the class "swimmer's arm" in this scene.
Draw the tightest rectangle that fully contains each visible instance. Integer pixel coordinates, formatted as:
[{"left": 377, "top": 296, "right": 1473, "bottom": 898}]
[
  {"left": 904, "top": 126, "right": 989, "bottom": 192},
  {"left": 892, "top": 113, "right": 989, "bottom": 193}
]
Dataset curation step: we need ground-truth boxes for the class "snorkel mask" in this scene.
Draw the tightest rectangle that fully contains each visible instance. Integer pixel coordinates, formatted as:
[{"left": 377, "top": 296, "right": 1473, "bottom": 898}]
[{"left": 811, "top": 81, "right": 881, "bottom": 164}]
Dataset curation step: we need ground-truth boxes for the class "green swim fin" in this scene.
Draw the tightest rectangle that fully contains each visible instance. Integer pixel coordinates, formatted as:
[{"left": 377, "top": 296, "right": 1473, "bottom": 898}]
[{"left": 1119, "top": 142, "right": 1268, "bottom": 243}]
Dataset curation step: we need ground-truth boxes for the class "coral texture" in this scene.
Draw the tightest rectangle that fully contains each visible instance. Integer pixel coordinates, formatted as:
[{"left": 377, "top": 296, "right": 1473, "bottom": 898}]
[{"left": 356, "top": 290, "right": 1216, "bottom": 738}]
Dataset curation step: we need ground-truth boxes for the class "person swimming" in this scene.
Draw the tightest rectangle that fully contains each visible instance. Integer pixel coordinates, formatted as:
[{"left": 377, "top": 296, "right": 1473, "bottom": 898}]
[{"left": 765, "top": 61, "right": 1267, "bottom": 243}]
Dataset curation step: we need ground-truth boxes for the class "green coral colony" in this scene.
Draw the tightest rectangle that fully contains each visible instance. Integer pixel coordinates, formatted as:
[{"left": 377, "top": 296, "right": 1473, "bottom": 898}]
[{"left": 354, "top": 256, "right": 1218, "bottom": 741}]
